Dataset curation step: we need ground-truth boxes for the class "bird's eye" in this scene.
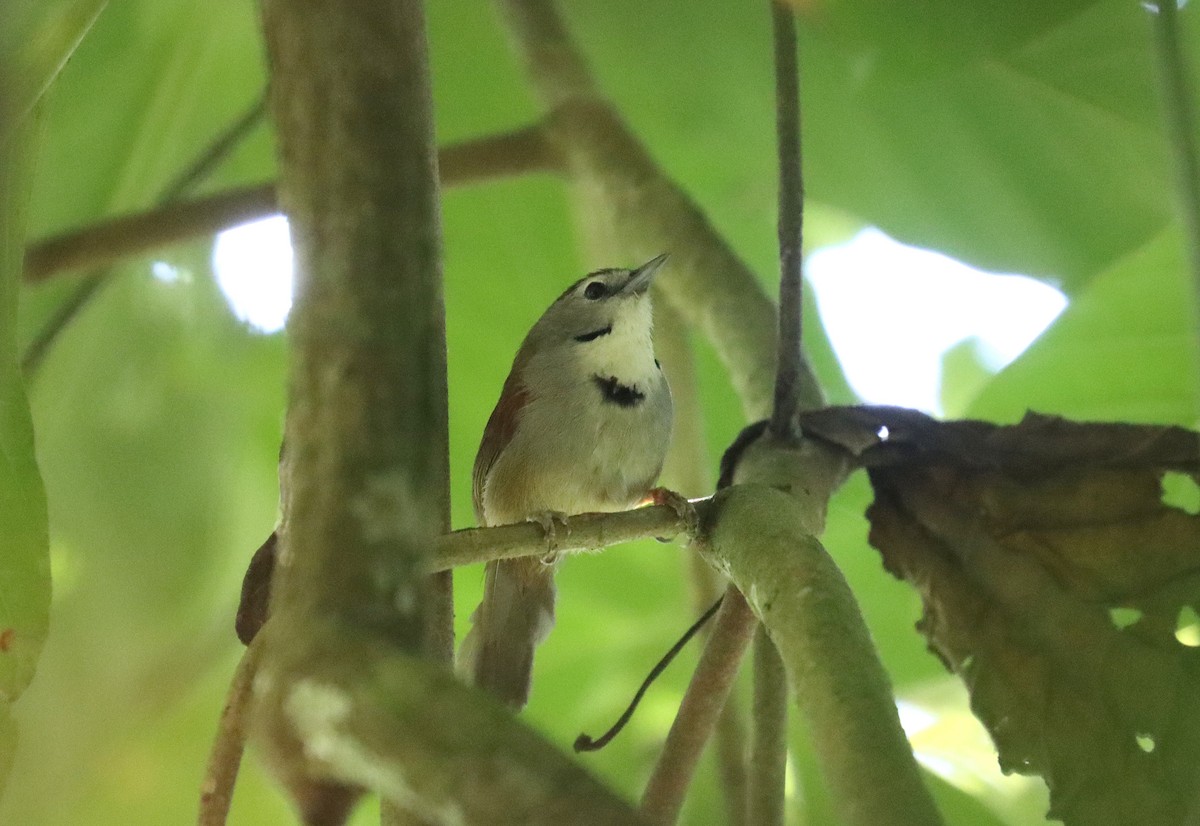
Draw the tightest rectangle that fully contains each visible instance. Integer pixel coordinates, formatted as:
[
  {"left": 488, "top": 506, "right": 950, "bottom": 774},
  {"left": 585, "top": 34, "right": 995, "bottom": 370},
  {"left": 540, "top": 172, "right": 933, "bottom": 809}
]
[{"left": 583, "top": 281, "right": 606, "bottom": 300}]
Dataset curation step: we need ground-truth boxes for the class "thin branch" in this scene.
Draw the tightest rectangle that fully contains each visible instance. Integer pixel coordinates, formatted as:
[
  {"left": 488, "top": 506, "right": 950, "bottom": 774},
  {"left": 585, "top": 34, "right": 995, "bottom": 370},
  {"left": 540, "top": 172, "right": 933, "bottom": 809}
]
[
  {"left": 769, "top": 0, "right": 807, "bottom": 438},
  {"left": 713, "top": 696, "right": 749, "bottom": 826},
  {"left": 19, "top": 271, "right": 105, "bottom": 374},
  {"left": 749, "top": 7, "right": 804, "bottom": 818},
  {"left": 640, "top": 587, "right": 757, "bottom": 826},
  {"left": 749, "top": 627, "right": 788, "bottom": 826},
  {"left": 22, "top": 125, "right": 557, "bottom": 283},
  {"left": 197, "top": 638, "right": 262, "bottom": 826},
  {"left": 430, "top": 499, "right": 704, "bottom": 571},
  {"left": 23, "top": 183, "right": 276, "bottom": 283},
  {"left": 1149, "top": 0, "right": 1200, "bottom": 340},
  {"left": 164, "top": 94, "right": 268, "bottom": 201},
  {"left": 22, "top": 94, "right": 267, "bottom": 376}
]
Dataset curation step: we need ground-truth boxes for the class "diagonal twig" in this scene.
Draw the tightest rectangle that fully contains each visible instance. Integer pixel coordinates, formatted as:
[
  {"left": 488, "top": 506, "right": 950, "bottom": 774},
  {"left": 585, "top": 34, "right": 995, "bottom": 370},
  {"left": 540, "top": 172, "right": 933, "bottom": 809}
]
[
  {"left": 22, "top": 124, "right": 557, "bottom": 284},
  {"left": 197, "top": 638, "right": 262, "bottom": 826},
  {"left": 21, "top": 93, "right": 268, "bottom": 375},
  {"left": 749, "top": 625, "right": 788, "bottom": 826},
  {"left": 640, "top": 587, "right": 757, "bottom": 826}
]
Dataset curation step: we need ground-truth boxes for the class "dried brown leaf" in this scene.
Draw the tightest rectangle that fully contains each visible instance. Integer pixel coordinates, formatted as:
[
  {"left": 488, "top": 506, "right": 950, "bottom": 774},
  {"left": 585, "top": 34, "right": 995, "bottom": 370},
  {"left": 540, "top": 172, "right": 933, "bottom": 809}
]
[{"left": 813, "top": 408, "right": 1200, "bottom": 826}]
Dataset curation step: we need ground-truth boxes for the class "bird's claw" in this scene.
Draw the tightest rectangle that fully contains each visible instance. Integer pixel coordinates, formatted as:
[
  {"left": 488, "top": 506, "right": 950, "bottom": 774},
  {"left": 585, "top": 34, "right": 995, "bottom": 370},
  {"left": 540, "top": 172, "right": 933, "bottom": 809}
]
[
  {"left": 644, "top": 487, "right": 698, "bottom": 541},
  {"left": 529, "top": 510, "right": 570, "bottom": 563}
]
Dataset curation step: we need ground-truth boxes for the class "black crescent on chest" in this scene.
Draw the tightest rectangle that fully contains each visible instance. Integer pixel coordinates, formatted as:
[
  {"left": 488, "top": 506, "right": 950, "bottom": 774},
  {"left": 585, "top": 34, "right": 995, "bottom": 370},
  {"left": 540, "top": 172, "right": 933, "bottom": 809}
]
[{"left": 592, "top": 374, "right": 645, "bottom": 408}]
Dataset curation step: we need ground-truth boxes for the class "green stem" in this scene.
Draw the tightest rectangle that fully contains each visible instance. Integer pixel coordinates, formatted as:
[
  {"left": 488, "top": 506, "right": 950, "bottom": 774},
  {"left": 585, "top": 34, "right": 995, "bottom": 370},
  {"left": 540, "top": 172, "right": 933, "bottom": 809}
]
[
  {"left": 749, "top": 626, "right": 788, "bottom": 826},
  {"left": 769, "top": 0, "right": 807, "bottom": 438},
  {"left": 700, "top": 485, "right": 943, "bottom": 826},
  {"left": 640, "top": 587, "right": 757, "bottom": 826}
]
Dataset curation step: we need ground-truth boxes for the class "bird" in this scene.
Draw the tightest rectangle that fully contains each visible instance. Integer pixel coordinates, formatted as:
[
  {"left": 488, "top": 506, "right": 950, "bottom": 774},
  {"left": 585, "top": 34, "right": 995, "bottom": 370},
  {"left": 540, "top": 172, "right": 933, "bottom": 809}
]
[{"left": 460, "top": 254, "right": 675, "bottom": 710}]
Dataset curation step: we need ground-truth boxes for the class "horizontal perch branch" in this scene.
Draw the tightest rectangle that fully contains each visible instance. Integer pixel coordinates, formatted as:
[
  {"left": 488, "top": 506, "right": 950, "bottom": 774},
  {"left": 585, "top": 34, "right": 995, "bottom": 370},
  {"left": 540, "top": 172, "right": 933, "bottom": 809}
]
[
  {"left": 429, "top": 498, "right": 706, "bottom": 571},
  {"left": 23, "top": 124, "right": 557, "bottom": 283}
]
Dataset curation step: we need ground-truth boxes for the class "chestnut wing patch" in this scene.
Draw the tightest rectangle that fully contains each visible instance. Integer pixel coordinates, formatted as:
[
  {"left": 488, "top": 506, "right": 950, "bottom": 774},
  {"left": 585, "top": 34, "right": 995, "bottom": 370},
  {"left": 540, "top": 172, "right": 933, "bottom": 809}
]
[{"left": 473, "top": 372, "right": 531, "bottom": 525}]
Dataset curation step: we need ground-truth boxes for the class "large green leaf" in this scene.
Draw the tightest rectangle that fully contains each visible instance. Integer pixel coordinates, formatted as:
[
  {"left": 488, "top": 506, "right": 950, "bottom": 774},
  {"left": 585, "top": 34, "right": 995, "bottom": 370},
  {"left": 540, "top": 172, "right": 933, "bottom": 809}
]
[
  {"left": 801, "top": 0, "right": 1178, "bottom": 290},
  {"left": 1, "top": 0, "right": 108, "bottom": 126},
  {"left": 970, "top": 230, "right": 1200, "bottom": 425},
  {"left": 0, "top": 113, "right": 50, "bottom": 796},
  {"left": 565, "top": 0, "right": 1186, "bottom": 293}
]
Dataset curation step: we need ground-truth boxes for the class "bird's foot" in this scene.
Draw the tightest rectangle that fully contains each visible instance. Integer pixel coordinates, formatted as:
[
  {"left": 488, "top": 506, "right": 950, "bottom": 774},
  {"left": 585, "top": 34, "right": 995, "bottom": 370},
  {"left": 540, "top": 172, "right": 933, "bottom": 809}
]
[
  {"left": 643, "top": 487, "right": 699, "bottom": 541},
  {"left": 528, "top": 510, "right": 570, "bottom": 563}
]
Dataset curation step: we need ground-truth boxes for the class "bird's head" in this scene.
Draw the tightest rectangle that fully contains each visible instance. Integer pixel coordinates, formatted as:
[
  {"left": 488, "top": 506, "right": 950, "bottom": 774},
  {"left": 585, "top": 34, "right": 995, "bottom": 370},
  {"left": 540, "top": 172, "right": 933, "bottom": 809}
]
[{"left": 529, "top": 254, "right": 669, "bottom": 354}]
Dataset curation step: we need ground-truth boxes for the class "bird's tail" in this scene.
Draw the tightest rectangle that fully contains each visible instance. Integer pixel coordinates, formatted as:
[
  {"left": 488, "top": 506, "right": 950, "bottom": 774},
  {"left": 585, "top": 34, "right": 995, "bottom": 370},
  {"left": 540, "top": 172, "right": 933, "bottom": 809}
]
[{"left": 460, "top": 556, "right": 557, "bottom": 710}]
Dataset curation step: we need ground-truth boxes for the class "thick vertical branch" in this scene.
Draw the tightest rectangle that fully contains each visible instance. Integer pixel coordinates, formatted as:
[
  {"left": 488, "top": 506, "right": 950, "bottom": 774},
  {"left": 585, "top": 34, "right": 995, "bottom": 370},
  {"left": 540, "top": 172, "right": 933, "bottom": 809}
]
[
  {"left": 254, "top": 0, "right": 447, "bottom": 821},
  {"left": 262, "top": 0, "right": 445, "bottom": 643}
]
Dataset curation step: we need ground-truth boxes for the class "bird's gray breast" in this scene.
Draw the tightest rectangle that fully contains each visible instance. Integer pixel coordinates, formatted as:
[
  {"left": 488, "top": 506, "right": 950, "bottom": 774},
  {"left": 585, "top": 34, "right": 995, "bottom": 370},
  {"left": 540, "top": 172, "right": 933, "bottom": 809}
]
[{"left": 510, "top": 369, "right": 671, "bottom": 512}]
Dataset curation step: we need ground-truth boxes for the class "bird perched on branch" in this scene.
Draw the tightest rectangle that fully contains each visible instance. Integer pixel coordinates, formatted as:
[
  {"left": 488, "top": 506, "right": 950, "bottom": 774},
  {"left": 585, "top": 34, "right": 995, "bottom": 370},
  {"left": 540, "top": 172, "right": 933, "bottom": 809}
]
[{"left": 461, "top": 254, "right": 675, "bottom": 709}]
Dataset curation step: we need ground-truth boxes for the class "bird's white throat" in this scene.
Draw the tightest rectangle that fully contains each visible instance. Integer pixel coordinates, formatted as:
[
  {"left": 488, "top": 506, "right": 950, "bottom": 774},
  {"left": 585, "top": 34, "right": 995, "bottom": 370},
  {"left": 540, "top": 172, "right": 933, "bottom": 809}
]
[{"left": 575, "top": 298, "right": 658, "bottom": 386}]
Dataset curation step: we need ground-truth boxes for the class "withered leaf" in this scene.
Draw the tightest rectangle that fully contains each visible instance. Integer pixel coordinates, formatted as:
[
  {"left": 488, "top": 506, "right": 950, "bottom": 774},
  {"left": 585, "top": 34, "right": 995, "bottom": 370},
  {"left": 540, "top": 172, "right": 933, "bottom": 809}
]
[
  {"left": 808, "top": 407, "right": 1200, "bottom": 826},
  {"left": 236, "top": 531, "right": 277, "bottom": 645}
]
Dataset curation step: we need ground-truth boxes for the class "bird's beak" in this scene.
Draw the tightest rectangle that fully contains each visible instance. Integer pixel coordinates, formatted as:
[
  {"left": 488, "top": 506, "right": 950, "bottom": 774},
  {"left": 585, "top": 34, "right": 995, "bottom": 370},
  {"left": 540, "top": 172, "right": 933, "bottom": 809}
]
[{"left": 622, "top": 253, "right": 669, "bottom": 296}]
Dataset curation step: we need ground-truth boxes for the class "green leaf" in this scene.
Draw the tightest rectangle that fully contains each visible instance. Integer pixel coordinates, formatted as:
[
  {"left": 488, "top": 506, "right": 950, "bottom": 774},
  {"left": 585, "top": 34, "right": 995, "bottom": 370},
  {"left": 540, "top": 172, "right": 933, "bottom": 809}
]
[
  {"left": 0, "top": 114, "right": 51, "bottom": 793},
  {"left": 970, "top": 230, "right": 1200, "bottom": 425},
  {"left": 800, "top": 0, "right": 1177, "bottom": 291},
  {"left": 940, "top": 337, "right": 995, "bottom": 418},
  {"left": 1, "top": 0, "right": 108, "bottom": 124}
]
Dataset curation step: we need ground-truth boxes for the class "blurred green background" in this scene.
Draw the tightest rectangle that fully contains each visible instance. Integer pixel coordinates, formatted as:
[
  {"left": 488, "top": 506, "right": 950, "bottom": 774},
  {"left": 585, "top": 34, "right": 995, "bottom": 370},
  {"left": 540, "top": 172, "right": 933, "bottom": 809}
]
[{"left": 4, "top": 0, "right": 1198, "bottom": 824}]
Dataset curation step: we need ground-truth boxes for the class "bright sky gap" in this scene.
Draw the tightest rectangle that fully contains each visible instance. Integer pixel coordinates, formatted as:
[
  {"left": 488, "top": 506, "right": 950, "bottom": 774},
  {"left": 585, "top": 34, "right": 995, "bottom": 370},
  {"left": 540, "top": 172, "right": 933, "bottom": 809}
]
[
  {"left": 208, "top": 222, "right": 1067, "bottom": 412},
  {"left": 808, "top": 229, "right": 1067, "bottom": 414},
  {"left": 211, "top": 215, "right": 294, "bottom": 334}
]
